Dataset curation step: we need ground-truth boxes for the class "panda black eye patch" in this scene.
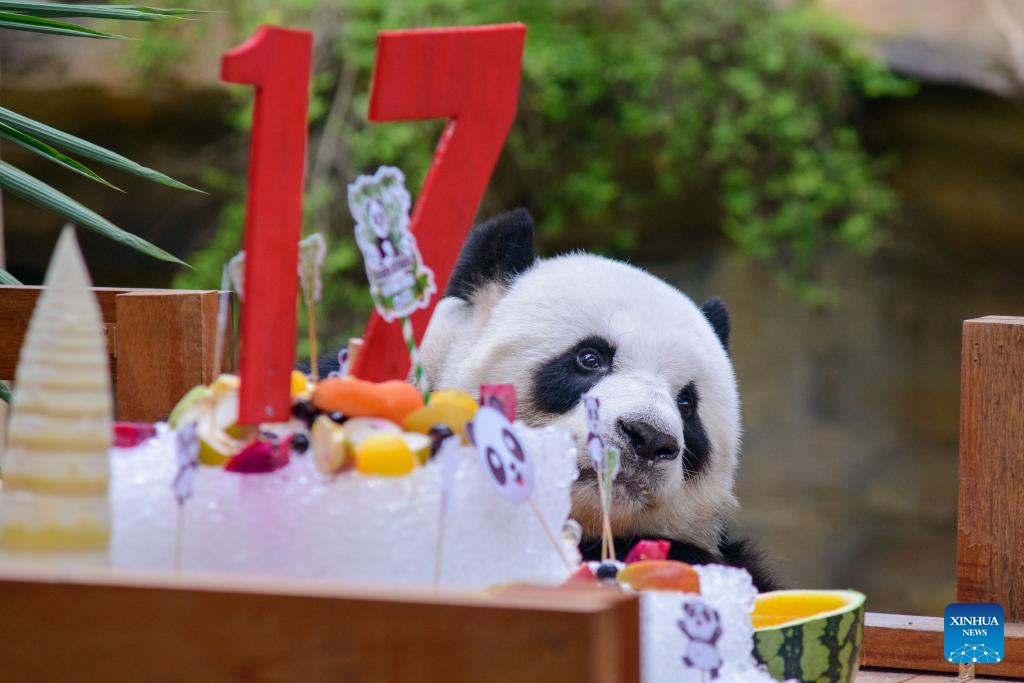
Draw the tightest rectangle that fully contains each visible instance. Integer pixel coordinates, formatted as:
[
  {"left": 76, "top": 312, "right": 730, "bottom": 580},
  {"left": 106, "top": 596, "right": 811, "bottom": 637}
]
[
  {"left": 531, "top": 336, "right": 615, "bottom": 415},
  {"left": 677, "top": 381, "right": 711, "bottom": 478}
]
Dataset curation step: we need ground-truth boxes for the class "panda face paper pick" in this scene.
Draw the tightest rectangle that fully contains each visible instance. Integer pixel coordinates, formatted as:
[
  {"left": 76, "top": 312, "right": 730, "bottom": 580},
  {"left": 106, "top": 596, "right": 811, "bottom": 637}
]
[
  {"left": 468, "top": 401, "right": 572, "bottom": 572},
  {"left": 468, "top": 405, "right": 534, "bottom": 504}
]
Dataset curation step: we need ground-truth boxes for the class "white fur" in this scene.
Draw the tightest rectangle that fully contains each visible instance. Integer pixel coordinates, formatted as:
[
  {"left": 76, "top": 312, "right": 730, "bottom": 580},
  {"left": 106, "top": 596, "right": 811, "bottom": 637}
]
[{"left": 421, "top": 253, "right": 740, "bottom": 550}]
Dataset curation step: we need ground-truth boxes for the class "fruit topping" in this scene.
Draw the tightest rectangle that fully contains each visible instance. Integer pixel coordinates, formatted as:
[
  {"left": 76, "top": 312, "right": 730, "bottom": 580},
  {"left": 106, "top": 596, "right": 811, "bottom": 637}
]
[
  {"left": 168, "top": 385, "right": 212, "bottom": 428},
  {"left": 343, "top": 416, "right": 402, "bottom": 448},
  {"left": 290, "top": 432, "right": 309, "bottom": 454},
  {"left": 313, "top": 377, "right": 424, "bottom": 424},
  {"left": 290, "top": 370, "right": 312, "bottom": 398},
  {"left": 428, "top": 389, "right": 478, "bottom": 415},
  {"left": 401, "top": 402, "right": 474, "bottom": 437},
  {"left": 595, "top": 561, "right": 621, "bottom": 584},
  {"left": 310, "top": 415, "right": 352, "bottom": 474},
  {"left": 564, "top": 564, "right": 598, "bottom": 585},
  {"left": 624, "top": 539, "right": 671, "bottom": 564},
  {"left": 114, "top": 422, "right": 157, "bottom": 448},
  {"left": 225, "top": 439, "right": 290, "bottom": 474},
  {"left": 291, "top": 399, "right": 319, "bottom": 426},
  {"left": 400, "top": 431, "right": 432, "bottom": 465},
  {"left": 355, "top": 433, "right": 417, "bottom": 476},
  {"left": 616, "top": 560, "right": 700, "bottom": 593}
]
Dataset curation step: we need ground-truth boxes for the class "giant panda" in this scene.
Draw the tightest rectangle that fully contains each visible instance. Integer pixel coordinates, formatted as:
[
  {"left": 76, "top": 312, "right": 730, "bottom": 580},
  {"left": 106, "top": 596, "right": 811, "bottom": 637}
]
[{"left": 419, "top": 209, "right": 777, "bottom": 591}]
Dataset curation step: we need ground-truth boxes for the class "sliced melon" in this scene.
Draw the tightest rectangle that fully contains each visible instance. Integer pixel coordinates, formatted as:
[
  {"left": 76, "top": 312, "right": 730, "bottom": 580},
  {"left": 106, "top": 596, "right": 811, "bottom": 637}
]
[{"left": 752, "top": 589, "right": 865, "bottom": 683}]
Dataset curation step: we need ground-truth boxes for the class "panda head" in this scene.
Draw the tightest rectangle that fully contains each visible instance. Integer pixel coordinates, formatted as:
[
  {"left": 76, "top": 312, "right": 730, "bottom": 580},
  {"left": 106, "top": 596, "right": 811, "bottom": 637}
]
[{"left": 420, "top": 209, "right": 740, "bottom": 550}]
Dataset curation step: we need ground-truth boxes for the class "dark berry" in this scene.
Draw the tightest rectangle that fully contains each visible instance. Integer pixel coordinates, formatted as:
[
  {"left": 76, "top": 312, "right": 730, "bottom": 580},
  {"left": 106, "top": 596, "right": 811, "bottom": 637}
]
[
  {"left": 595, "top": 562, "right": 619, "bottom": 583},
  {"left": 428, "top": 423, "right": 455, "bottom": 459},
  {"left": 328, "top": 411, "right": 347, "bottom": 424},
  {"left": 290, "top": 433, "right": 310, "bottom": 454},
  {"left": 291, "top": 400, "right": 317, "bottom": 422}
]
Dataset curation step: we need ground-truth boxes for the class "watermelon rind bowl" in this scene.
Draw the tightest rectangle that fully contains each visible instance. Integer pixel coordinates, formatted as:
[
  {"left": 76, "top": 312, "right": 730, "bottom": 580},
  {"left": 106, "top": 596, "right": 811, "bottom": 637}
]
[{"left": 753, "top": 589, "right": 866, "bottom": 683}]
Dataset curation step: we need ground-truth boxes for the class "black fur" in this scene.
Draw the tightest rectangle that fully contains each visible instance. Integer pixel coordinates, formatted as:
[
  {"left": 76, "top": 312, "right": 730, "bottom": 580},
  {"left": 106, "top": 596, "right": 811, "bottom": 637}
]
[
  {"left": 579, "top": 535, "right": 780, "bottom": 592},
  {"left": 700, "top": 297, "right": 730, "bottom": 353},
  {"left": 295, "top": 353, "right": 345, "bottom": 380},
  {"left": 531, "top": 335, "right": 616, "bottom": 414},
  {"left": 445, "top": 208, "right": 536, "bottom": 301},
  {"left": 678, "top": 381, "right": 711, "bottom": 478}
]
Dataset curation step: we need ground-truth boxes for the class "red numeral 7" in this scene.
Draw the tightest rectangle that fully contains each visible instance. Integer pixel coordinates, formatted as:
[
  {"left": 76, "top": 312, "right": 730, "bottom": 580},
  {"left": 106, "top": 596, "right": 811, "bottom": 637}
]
[{"left": 351, "top": 24, "right": 527, "bottom": 382}]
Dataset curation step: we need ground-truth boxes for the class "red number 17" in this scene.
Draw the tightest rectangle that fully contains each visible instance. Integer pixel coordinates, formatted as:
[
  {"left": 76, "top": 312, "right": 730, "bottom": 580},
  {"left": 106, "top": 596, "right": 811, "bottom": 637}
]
[{"left": 221, "top": 24, "right": 524, "bottom": 421}]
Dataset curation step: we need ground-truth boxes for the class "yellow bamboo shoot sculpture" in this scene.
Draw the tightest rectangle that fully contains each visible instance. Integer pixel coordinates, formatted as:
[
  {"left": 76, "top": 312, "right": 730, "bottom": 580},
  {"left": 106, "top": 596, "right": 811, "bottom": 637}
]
[{"left": 0, "top": 227, "right": 112, "bottom": 554}]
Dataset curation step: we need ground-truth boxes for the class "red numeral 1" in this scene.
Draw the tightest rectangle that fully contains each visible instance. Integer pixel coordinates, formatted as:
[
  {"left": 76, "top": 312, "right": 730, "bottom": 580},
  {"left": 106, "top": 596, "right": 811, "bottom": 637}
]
[
  {"left": 222, "top": 26, "right": 312, "bottom": 423},
  {"left": 351, "top": 24, "right": 527, "bottom": 382}
]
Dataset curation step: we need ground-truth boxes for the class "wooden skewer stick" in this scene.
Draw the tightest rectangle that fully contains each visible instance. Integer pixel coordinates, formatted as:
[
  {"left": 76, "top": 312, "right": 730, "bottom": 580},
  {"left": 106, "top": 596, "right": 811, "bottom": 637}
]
[
  {"left": 596, "top": 467, "right": 609, "bottom": 561},
  {"left": 305, "top": 292, "right": 319, "bottom": 381},
  {"left": 602, "top": 513, "right": 615, "bottom": 563},
  {"left": 433, "top": 490, "right": 449, "bottom": 591},
  {"left": 212, "top": 265, "right": 231, "bottom": 380},
  {"left": 528, "top": 497, "right": 574, "bottom": 572},
  {"left": 173, "top": 507, "right": 186, "bottom": 572},
  {"left": 345, "top": 338, "right": 363, "bottom": 377}
]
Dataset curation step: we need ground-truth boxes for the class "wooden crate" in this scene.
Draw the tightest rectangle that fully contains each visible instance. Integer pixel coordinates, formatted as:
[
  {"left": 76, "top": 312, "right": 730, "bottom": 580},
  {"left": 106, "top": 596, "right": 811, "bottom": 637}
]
[
  {"left": 0, "top": 285, "right": 232, "bottom": 422},
  {"left": 0, "top": 566, "right": 639, "bottom": 683},
  {"left": 861, "top": 317, "right": 1024, "bottom": 679}
]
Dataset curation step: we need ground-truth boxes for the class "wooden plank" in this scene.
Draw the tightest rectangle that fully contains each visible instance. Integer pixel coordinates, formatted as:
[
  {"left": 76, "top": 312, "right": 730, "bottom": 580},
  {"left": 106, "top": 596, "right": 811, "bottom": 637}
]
[
  {"left": 860, "top": 672, "right": 1020, "bottom": 682},
  {"left": 863, "top": 612, "right": 1024, "bottom": 677},
  {"left": 0, "top": 565, "right": 639, "bottom": 683},
  {"left": 0, "top": 285, "right": 124, "bottom": 379},
  {"left": 115, "top": 291, "right": 224, "bottom": 422},
  {"left": 959, "top": 317, "right": 1024, "bottom": 621}
]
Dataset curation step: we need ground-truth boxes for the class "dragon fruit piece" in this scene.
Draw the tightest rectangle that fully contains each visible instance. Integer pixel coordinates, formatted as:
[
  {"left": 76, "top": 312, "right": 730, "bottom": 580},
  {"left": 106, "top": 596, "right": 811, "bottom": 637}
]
[{"left": 625, "top": 539, "right": 671, "bottom": 564}]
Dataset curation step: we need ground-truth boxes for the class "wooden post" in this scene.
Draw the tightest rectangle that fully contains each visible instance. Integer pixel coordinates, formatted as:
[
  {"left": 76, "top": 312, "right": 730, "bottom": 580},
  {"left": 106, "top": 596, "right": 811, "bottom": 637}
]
[
  {"left": 957, "top": 316, "right": 1024, "bottom": 621},
  {"left": 115, "top": 290, "right": 232, "bottom": 422}
]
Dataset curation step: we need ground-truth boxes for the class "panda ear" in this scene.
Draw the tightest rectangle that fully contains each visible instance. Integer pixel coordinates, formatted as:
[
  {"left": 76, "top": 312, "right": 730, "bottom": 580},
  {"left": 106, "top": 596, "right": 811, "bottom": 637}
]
[
  {"left": 445, "top": 208, "right": 536, "bottom": 301},
  {"left": 700, "top": 297, "right": 730, "bottom": 352}
]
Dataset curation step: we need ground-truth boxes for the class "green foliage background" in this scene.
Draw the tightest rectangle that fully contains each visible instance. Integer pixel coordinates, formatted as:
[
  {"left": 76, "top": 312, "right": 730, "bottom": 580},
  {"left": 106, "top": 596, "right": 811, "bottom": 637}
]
[{"left": 165, "top": 0, "right": 914, "bottom": 356}]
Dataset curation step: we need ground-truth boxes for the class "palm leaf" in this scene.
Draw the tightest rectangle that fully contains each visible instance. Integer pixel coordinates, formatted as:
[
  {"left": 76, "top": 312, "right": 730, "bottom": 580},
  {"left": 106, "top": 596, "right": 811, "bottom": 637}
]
[
  {"left": 0, "top": 267, "right": 21, "bottom": 285},
  {"left": 0, "top": 11, "right": 123, "bottom": 38},
  {"left": 0, "top": 2, "right": 201, "bottom": 20},
  {"left": 0, "top": 122, "right": 120, "bottom": 191},
  {"left": 0, "top": 161, "right": 187, "bottom": 266},
  {"left": 0, "top": 381, "right": 10, "bottom": 404},
  {"left": 0, "top": 107, "right": 202, "bottom": 192}
]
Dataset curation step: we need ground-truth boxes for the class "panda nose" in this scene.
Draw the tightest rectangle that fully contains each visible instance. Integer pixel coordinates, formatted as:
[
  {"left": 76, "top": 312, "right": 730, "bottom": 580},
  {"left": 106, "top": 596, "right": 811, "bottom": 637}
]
[{"left": 617, "top": 419, "right": 679, "bottom": 461}]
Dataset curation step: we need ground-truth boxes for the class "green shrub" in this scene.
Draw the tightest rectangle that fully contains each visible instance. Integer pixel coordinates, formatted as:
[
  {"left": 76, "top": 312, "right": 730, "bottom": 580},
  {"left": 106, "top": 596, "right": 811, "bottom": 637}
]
[{"left": 171, "top": 0, "right": 914, "bottom": 353}]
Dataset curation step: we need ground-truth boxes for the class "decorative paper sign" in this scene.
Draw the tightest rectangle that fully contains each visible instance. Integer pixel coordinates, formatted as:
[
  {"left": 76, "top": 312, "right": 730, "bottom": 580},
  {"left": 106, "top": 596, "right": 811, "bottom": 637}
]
[
  {"left": 582, "top": 393, "right": 606, "bottom": 471},
  {"left": 348, "top": 167, "right": 436, "bottom": 322},
  {"left": 351, "top": 24, "right": 526, "bottom": 382},
  {"left": 328, "top": 347, "right": 349, "bottom": 379},
  {"left": 677, "top": 599, "right": 724, "bottom": 679},
  {"left": 298, "top": 232, "right": 327, "bottom": 303},
  {"left": 602, "top": 446, "right": 622, "bottom": 513},
  {"left": 173, "top": 420, "right": 200, "bottom": 505},
  {"left": 228, "top": 251, "right": 246, "bottom": 300},
  {"left": 480, "top": 384, "right": 516, "bottom": 421},
  {"left": 221, "top": 25, "right": 312, "bottom": 424},
  {"left": 467, "top": 405, "right": 534, "bottom": 504}
]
